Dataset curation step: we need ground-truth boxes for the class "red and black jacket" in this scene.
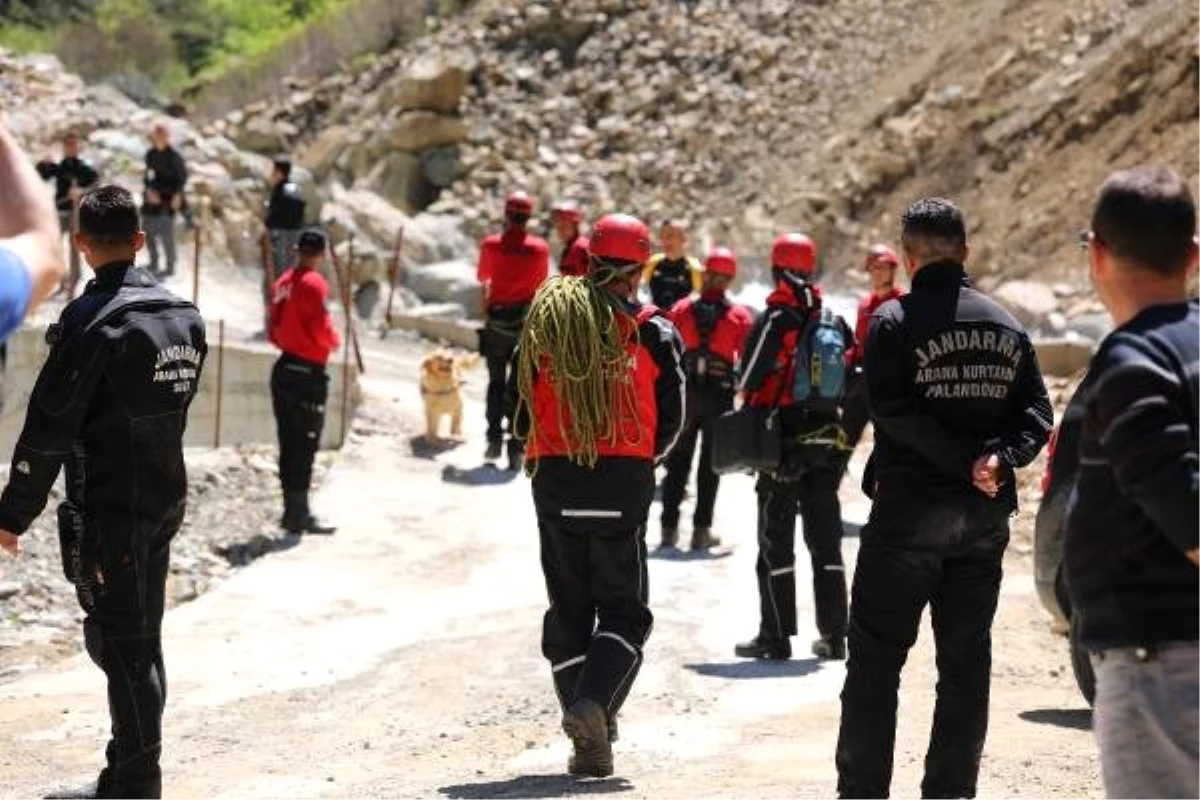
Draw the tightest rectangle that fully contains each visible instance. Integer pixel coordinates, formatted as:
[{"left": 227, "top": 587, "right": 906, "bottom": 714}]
[
  {"left": 667, "top": 294, "right": 754, "bottom": 391},
  {"left": 517, "top": 300, "right": 686, "bottom": 529},
  {"left": 852, "top": 286, "right": 904, "bottom": 367},
  {"left": 269, "top": 266, "right": 340, "bottom": 366}
]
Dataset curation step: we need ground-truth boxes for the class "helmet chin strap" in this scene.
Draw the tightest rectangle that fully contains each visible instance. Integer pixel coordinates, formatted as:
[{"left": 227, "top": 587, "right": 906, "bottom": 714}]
[{"left": 771, "top": 268, "right": 815, "bottom": 309}]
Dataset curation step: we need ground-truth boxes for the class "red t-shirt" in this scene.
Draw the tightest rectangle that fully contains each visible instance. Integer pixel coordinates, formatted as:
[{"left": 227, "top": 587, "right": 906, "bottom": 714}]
[
  {"left": 477, "top": 228, "right": 551, "bottom": 307},
  {"left": 269, "top": 266, "right": 340, "bottom": 365},
  {"left": 558, "top": 235, "right": 590, "bottom": 277}
]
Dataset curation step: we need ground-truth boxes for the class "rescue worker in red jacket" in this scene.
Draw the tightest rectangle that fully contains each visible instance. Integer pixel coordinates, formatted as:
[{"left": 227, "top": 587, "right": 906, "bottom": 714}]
[
  {"left": 268, "top": 228, "right": 339, "bottom": 535},
  {"left": 841, "top": 244, "right": 905, "bottom": 455},
  {"left": 513, "top": 213, "right": 686, "bottom": 778},
  {"left": 477, "top": 190, "right": 550, "bottom": 467},
  {"left": 660, "top": 246, "right": 754, "bottom": 551},
  {"left": 551, "top": 201, "right": 590, "bottom": 278},
  {"left": 734, "top": 233, "right": 856, "bottom": 662}
]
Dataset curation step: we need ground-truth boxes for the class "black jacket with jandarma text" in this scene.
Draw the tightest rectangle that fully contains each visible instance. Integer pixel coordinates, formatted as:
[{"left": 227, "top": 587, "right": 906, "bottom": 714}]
[
  {"left": 863, "top": 260, "right": 1051, "bottom": 516},
  {"left": 0, "top": 263, "right": 207, "bottom": 534}
]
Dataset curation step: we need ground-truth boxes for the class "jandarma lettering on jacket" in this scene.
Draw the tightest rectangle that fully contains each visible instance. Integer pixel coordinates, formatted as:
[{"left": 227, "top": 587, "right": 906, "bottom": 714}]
[
  {"left": 153, "top": 345, "right": 203, "bottom": 369},
  {"left": 914, "top": 329, "right": 1022, "bottom": 368}
]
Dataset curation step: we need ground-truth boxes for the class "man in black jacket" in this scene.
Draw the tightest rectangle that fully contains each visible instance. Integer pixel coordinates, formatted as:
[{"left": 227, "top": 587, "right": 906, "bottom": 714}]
[
  {"left": 1066, "top": 167, "right": 1198, "bottom": 799},
  {"left": 835, "top": 198, "right": 1051, "bottom": 799},
  {"left": 36, "top": 131, "right": 99, "bottom": 295},
  {"left": 141, "top": 123, "right": 188, "bottom": 278},
  {"left": 0, "top": 186, "right": 206, "bottom": 799}
]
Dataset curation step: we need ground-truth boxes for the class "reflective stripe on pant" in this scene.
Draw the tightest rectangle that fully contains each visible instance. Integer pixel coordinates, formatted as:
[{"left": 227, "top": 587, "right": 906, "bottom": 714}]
[
  {"left": 78, "top": 513, "right": 176, "bottom": 796},
  {"left": 754, "top": 469, "right": 847, "bottom": 640},
  {"left": 1092, "top": 642, "right": 1199, "bottom": 799},
  {"left": 270, "top": 355, "right": 329, "bottom": 492},
  {"left": 836, "top": 521, "right": 1008, "bottom": 799},
  {"left": 539, "top": 514, "right": 653, "bottom": 720}
]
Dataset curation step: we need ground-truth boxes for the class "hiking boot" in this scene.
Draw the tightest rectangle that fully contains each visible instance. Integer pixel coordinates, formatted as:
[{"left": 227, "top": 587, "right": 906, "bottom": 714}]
[
  {"left": 562, "top": 698, "right": 613, "bottom": 778},
  {"left": 734, "top": 635, "right": 792, "bottom": 660},
  {"left": 690, "top": 527, "right": 721, "bottom": 550},
  {"left": 811, "top": 636, "right": 846, "bottom": 661},
  {"left": 282, "top": 490, "right": 336, "bottom": 535},
  {"left": 297, "top": 515, "right": 336, "bottom": 535},
  {"left": 484, "top": 440, "right": 502, "bottom": 460},
  {"left": 659, "top": 526, "right": 679, "bottom": 549},
  {"left": 608, "top": 714, "right": 619, "bottom": 743}
]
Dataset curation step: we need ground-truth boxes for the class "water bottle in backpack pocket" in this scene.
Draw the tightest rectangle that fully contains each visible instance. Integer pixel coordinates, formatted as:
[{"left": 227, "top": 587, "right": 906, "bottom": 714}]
[{"left": 792, "top": 308, "right": 847, "bottom": 404}]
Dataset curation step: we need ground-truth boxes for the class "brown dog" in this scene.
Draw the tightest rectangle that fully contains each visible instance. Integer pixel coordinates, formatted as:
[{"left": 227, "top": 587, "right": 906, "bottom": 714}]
[{"left": 420, "top": 349, "right": 479, "bottom": 444}]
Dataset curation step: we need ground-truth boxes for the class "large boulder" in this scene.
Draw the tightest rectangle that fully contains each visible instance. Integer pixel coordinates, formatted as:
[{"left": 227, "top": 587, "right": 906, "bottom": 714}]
[
  {"left": 298, "top": 124, "right": 354, "bottom": 182},
  {"left": 403, "top": 259, "right": 481, "bottom": 317},
  {"left": 1034, "top": 336, "right": 1096, "bottom": 378},
  {"left": 381, "top": 49, "right": 476, "bottom": 113},
  {"left": 993, "top": 280, "right": 1060, "bottom": 332},
  {"left": 386, "top": 111, "right": 469, "bottom": 152}
]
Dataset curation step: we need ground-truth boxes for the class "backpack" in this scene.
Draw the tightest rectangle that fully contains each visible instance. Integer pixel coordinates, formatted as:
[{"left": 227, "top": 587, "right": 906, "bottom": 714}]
[{"left": 792, "top": 307, "right": 847, "bottom": 404}]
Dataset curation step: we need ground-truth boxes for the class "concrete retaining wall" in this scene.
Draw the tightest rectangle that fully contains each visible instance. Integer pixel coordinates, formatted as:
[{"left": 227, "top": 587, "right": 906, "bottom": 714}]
[{"left": 0, "top": 323, "right": 358, "bottom": 457}]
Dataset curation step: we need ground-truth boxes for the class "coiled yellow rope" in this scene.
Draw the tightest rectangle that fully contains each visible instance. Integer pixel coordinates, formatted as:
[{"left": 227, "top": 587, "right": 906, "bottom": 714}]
[{"left": 515, "top": 275, "right": 643, "bottom": 472}]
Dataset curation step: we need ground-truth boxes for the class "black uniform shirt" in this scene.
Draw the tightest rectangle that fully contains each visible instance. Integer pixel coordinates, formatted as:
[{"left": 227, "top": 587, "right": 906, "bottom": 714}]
[
  {"left": 265, "top": 181, "right": 306, "bottom": 230},
  {"left": 864, "top": 260, "right": 1051, "bottom": 513},
  {"left": 143, "top": 146, "right": 188, "bottom": 214},
  {"left": 0, "top": 263, "right": 207, "bottom": 534},
  {"left": 36, "top": 157, "right": 100, "bottom": 212},
  {"left": 1065, "top": 300, "right": 1199, "bottom": 648}
]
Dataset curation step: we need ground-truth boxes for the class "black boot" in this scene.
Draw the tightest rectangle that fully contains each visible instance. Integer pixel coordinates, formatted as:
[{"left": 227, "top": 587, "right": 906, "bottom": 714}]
[
  {"left": 690, "top": 527, "right": 721, "bottom": 550},
  {"left": 811, "top": 636, "right": 846, "bottom": 660},
  {"left": 484, "top": 439, "right": 502, "bottom": 460},
  {"left": 734, "top": 635, "right": 792, "bottom": 660},
  {"left": 506, "top": 439, "right": 524, "bottom": 472},
  {"left": 282, "top": 490, "right": 336, "bottom": 535},
  {"left": 659, "top": 525, "right": 678, "bottom": 549}
]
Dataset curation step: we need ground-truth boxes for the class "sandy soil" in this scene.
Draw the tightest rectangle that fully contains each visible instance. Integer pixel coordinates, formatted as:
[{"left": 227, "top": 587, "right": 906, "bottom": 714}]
[{"left": 0, "top": 333, "right": 1101, "bottom": 799}]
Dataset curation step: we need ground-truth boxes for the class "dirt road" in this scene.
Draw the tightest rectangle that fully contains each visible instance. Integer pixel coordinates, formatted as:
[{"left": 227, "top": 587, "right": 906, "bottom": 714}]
[{"left": 0, "top": 342, "right": 1100, "bottom": 798}]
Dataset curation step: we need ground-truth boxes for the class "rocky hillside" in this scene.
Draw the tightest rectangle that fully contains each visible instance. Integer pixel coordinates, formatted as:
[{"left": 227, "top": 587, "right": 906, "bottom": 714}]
[
  {"left": 0, "top": 47, "right": 475, "bottom": 323},
  {"left": 217, "top": 0, "right": 1197, "bottom": 316}
]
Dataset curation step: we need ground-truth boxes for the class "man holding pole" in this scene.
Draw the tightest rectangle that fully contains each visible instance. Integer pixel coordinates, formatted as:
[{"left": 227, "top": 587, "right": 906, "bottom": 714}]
[{"left": 268, "top": 228, "right": 339, "bottom": 536}]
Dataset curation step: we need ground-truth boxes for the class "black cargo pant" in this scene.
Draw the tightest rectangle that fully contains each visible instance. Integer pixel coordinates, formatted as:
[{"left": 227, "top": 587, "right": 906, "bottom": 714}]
[
  {"left": 480, "top": 305, "right": 525, "bottom": 445},
  {"left": 660, "top": 385, "right": 734, "bottom": 531},
  {"left": 538, "top": 515, "right": 653, "bottom": 725},
  {"left": 836, "top": 508, "right": 1009, "bottom": 799},
  {"left": 270, "top": 353, "right": 328, "bottom": 492},
  {"left": 754, "top": 452, "right": 847, "bottom": 641},
  {"left": 74, "top": 510, "right": 177, "bottom": 798}
]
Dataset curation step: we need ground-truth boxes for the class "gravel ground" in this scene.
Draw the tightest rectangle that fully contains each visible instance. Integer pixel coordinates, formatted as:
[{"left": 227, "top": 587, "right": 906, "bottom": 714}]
[{"left": 0, "top": 445, "right": 333, "bottom": 682}]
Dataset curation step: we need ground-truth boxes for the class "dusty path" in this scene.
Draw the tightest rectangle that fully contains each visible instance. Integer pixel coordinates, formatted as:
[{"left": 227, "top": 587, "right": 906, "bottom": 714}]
[{"left": 0, "top": 341, "right": 1101, "bottom": 798}]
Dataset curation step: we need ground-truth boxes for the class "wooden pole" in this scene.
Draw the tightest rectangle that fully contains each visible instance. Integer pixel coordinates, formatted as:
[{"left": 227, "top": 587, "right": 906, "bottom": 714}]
[
  {"left": 382, "top": 225, "right": 404, "bottom": 339},
  {"left": 191, "top": 216, "right": 201, "bottom": 306},
  {"left": 213, "top": 319, "right": 225, "bottom": 449}
]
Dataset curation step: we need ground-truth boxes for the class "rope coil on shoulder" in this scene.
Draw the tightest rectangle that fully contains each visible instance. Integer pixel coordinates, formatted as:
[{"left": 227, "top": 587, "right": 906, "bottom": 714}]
[{"left": 515, "top": 276, "right": 644, "bottom": 475}]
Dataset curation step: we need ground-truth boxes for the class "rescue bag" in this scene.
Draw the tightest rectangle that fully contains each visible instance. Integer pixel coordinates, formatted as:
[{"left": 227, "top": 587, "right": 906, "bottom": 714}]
[{"left": 792, "top": 307, "right": 846, "bottom": 404}]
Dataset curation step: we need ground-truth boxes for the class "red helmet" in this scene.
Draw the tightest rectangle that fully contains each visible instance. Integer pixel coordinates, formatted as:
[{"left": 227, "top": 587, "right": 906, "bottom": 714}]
[
  {"left": 551, "top": 201, "right": 583, "bottom": 224},
  {"left": 704, "top": 246, "right": 737, "bottom": 278},
  {"left": 504, "top": 190, "right": 534, "bottom": 217},
  {"left": 866, "top": 243, "right": 899, "bottom": 267},
  {"left": 588, "top": 213, "right": 651, "bottom": 267},
  {"left": 771, "top": 233, "right": 817, "bottom": 273}
]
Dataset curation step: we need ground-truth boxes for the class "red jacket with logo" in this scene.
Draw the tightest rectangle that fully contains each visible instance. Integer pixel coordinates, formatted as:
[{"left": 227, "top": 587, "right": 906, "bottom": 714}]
[
  {"left": 477, "top": 228, "right": 550, "bottom": 307},
  {"left": 668, "top": 294, "right": 755, "bottom": 378},
  {"left": 526, "top": 304, "right": 685, "bottom": 462},
  {"left": 269, "top": 266, "right": 340, "bottom": 365},
  {"left": 558, "top": 235, "right": 590, "bottom": 278}
]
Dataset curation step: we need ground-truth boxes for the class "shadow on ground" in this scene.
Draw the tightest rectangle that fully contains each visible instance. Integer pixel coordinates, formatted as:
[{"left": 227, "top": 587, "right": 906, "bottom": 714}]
[
  {"left": 1018, "top": 708, "right": 1093, "bottom": 731},
  {"left": 410, "top": 435, "right": 464, "bottom": 460},
  {"left": 649, "top": 545, "right": 734, "bottom": 562},
  {"left": 685, "top": 658, "right": 824, "bottom": 680},
  {"left": 214, "top": 531, "right": 302, "bottom": 566},
  {"left": 439, "top": 774, "right": 634, "bottom": 799},
  {"left": 442, "top": 463, "right": 520, "bottom": 486}
]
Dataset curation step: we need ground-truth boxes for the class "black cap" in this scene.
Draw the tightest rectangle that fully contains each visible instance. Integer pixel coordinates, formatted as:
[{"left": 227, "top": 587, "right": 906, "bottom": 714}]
[{"left": 296, "top": 228, "right": 327, "bottom": 254}]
